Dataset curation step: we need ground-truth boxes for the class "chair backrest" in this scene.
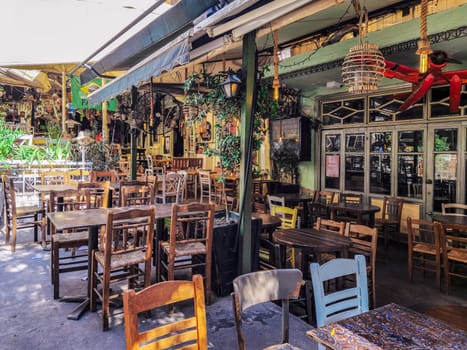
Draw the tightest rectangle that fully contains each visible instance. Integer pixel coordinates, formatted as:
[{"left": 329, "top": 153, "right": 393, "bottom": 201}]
[
  {"left": 90, "top": 170, "right": 117, "bottom": 183},
  {"left": 407, "top": 217, "right": 437, "bottom": 247},
  {"left": 267, "top": 194, "right": 285, "bottom": 213},
  {"left": 120, "top": 183, "right": 154, "bottom": 207},
  {"left": 271, "top": 205, "right": 298, "bottom": 229},
  {"left": 381, "top": 196, "right": 404, "bottom": 223},
  {"left": 2, "top": 175, "right": 17, "bottom": 217},
  {"left": 169, "top": 202, "right": 215, "bottom": 247},
  {"left": 198, "top": 170, "right": 212, "bottom": 203},
  {"left": 310, "top": 255, "right": 369, "bottom": 327},
  {"left": 177, "top": 170, "right": 188, "bottom": 203},
  {"left": 48, "top": 188, "right": 90, "bottom": 213},
  {"left": 100, "top": 206, "right": 155, "bottom": 267},
  {"left": 65, "top": 169, "right": 91, "bottom": 184},
  {"left": 77, "top": 181, "right": 111, "bottom": 208},
  {"left": 41, "top": 171, "right": 66, "bottom": 185},
  {"left": 340, "top": 192, "right": 363, "bottom": 204},
  {"left": 123, "top": 274, "right": 208, "bottom": 350},
  {"left": 232, "top": 269, "right": 303, "bottom": 348},
  {"left": 316, "top": 218, "right": 346, "bottom": 235},
  {"left": 316, "top": 191, "right": 337, "bottom": 205},
  {"left": 158, "top": 172, "right": 184, "bottom": 203},
  {"left": 345, "top": 224, "right": 378, "bottom": 268},
  {"left": 441, "top": 203, "right": 467, "bottom": 216}
]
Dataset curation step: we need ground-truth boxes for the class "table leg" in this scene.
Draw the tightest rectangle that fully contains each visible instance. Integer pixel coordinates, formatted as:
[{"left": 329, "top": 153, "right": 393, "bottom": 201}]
[{"left": 65, "top": 225, "right": 99, "bottom": 320}]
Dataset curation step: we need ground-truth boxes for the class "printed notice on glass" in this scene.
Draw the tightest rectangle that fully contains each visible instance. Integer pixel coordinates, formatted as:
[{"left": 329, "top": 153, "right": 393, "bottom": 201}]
[{"left": 326, "top": 155, "right": 339, "bottom": 178}]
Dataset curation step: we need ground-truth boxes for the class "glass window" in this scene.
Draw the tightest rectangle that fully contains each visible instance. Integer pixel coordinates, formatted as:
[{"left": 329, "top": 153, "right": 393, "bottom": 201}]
[
  {"left": 397, "top": 155, "right": 423, "bottom": 198},
  {"left": 370, "top": 154, "right": 391, "bottom": 195},
  {"left": 322, "top": 98, "right": 365, "bottom": 126},
  {"left": 345, "top": 133, "right": 365, "bottom": 152},
  {"left": 370, "top": 132, "right": 392, "bottom": 152},
  {"left": 433, "top": 154, "right": 457, "bottom": 211},
  {"left": 345, "top": 155, "right": 364, "bottom": 192},
  {"left": 434, "top": 128, "right": 457, "bottom": 151},
  {"left": 369, "top": 92, "right": 423, "bottom": 122},
  {"left": 325, "top": 134, "right": 340, "bottom": 152},
  {"left": 398, "top": 130, "right": 423, "bottom": 153}
]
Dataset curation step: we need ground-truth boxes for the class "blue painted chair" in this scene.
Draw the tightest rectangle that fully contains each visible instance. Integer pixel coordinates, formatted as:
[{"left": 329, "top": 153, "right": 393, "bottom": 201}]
[{"left": 310, "top": 255, "right": 369, "bottom": 328}]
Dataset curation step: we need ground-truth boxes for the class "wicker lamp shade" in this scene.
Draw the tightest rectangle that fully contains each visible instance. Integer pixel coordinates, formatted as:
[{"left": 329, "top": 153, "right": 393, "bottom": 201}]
[{"left": 342, "top": 42, "right": 385, "bottom": 94}]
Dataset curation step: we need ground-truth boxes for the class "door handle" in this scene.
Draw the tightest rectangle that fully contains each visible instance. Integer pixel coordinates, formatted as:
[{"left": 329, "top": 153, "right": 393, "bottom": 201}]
[
  {"left": 425, "top": 179, "right": 433, "bottom": 184},
  {"left": 425, "top": 211, "right": 433, "bottom": 216}
]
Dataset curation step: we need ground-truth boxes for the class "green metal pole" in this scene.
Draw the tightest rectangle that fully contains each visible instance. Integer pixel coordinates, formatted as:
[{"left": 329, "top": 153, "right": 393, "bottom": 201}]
[{"left": 238, "top": 31, "right": 257, "bottom": 274}]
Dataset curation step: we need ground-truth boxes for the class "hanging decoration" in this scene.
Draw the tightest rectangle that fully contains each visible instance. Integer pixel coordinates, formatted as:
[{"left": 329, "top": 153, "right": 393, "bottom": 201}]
[
  {"left": 383, "top": 0, "right": 467, "bottom": 112},
  {"left": 272, "top": 30, "right": 280, "bottom": 101},
  {"left": 341, "top": 0, "right": 385, "bottom": 94}
]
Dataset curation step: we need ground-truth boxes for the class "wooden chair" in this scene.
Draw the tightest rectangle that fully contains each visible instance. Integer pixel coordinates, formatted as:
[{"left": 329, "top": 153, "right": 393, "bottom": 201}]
[
  {"left": 120, "top": 183, "right": 154, "bottom": 207},
  {"left": 374, "top": 196, "right": 404, "bottom": 250},
  {"left": 117, "top": 180, "right": 148, "bottom": 206},
  {"left": 267, "top": 194, "right": 285, "bottom": 213},
  {"left": 90, "top": 206, "right": 156, "bottom": 330},
  {"left": 339, "top": 192, "right": 363, "bottom": 204},
  {"left": 49, "top": 188, "right": 102, "bottom": 299},
  {"left": 2, "top": 175, "right": 45, "bottom": 252},
  {"left": 155, "top": 172, "right": 183, "bottom": 204},
  {"left": 314, "top": 218, "right": 346, "bottom": 264},
  {"left": 90, "top": 170, "right": 117, "bottom": 183},
  {"left": 310, "top": 255, "right": 369, "bottom": 330},
  {"left": 272, "top": 205, "right": 298, "bottom": 267},
  {"left": 65, "top": 169, "right": 91, "bottom": 184},
  {"left": 77, "top": 181, "right": 111, "bottom": 208},
  {"left": 315, "top": 218, "right": 345, "bottom": 234},
  {"left": 407, "top": 218, "right": 441, "bottom": 290},
  {"left": 345, "top": 223, "right": 378, "bottom": 308},
  {"left": 123, "top": 274, "right": 208, "bottom": 350},
  {"left": 156, "top": 202, "right": 215, "bottom": 304},
  {"left": 199, "top": 170, "right": 213, "bottom": 203},
  {"left": 176, "top": 170, "right": 188, "bottom": 203},
  {"left": 41, "top": 170, "right": 66, "bottom": 185},
  {"left": 436, "top": 222, "right": 467, "bottom": 294},
  {"left": 441, "top": 203, "right": 467, "bottom": 216},
  {"left": 309, "top": 190, "right": 337, "bottom": 223},
  {"left": 252, "top": 192, "right": 267, "bottom": 213},
  {"left": 232, "top": 269, "right": 304, "bottom": 350}
]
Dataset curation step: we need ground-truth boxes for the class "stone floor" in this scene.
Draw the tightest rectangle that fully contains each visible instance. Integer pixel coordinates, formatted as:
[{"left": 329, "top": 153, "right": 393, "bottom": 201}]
[{"left": 0, "top": 224, "right": 466, "bottom": 349}]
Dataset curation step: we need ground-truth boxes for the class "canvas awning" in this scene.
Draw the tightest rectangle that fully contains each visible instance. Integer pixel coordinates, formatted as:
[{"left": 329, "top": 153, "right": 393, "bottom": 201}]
[{"left": 87, "top": 38, "right": 189, "bottom": 106}]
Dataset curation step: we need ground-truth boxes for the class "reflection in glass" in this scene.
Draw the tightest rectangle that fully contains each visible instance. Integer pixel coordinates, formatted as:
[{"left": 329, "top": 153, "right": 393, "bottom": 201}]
[
  {"left": 433, "top": 154, "right": 457, "bottom": 211},
  {"left": 370, "top": 155, "right": 391, "bottom": 195},
  {"left": 345, "top": 134, "right": 365, "bottom": 152},
  {"left": 398, "top": 130, "right": 424, "bottom": 153},
  {"left": 345, "top": 155, "right": 364, "bottom": 192},
  {"left": 370, "top": 132, "right": 392, "bottom": 152},
  {"left": 325, "top": 135, "right": 340, "bottom": 152},
  {"left": 397, "top": 155, "right": 423, "bottom": 198},
  {"left": 434, "top": 128, "right": 457, "bottom": 151}
]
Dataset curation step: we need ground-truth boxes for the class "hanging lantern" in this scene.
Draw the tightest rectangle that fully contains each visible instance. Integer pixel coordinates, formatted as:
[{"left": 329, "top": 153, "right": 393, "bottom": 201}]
[
  {"left": 342, "top": 1, "right": 385, "bottom": 94},
  {"left": 221, "top": 70, "right": 242, "bottom": 99}
]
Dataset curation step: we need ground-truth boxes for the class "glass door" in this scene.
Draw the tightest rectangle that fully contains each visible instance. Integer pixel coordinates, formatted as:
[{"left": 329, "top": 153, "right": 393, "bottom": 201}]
[{"left": 426, "top": 124, "right": 462, "bottom": 214}]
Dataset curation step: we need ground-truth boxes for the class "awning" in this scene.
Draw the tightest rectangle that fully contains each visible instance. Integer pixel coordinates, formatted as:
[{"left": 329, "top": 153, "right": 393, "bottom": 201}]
[{"left": 87, "top": 38, "right": 189, "bottom": 106}]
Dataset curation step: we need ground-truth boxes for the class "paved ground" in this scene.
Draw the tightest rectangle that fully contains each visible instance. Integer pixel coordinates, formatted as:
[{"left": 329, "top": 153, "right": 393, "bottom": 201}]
[
  {"left": 0, "top": 229, "right": 316, "bottom": 350},
  {"left": 1, "top": 216, "right": 466, "bottom": 349}
]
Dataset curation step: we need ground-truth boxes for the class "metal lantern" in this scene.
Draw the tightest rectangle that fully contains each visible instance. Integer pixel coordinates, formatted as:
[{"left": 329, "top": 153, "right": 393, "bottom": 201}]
[
  {"left": 221, "top": 70, "right": 241, "bottom": 99},
  {"left": 341, "top": 2, "right": 385, "bottom": 94}
]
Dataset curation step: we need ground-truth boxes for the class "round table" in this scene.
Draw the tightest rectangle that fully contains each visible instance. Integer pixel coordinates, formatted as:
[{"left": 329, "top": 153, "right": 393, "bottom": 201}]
[{"left": 252, "top": 212, "right": 282, "bottom": 240}]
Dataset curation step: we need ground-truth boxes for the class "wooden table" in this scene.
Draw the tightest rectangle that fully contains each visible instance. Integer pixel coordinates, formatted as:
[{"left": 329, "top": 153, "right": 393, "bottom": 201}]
[
  {"left": 274, "top": 193, "right": 316, "bottom": 228},
  {"left": 47, "top": 203, "right": 173, "bottom": 320},
  {"left": 272, "top": 228, "right": 351, "bottom": 271},
  {"left": 252, "top": 212, "right": 282, "bottom": 240},
  {"left": 32, "top": 184, "right": 78, "bottom": 193},
  {"left": 307, "top": 303, "right": 467, "bottom": 349},
  {"left": 329, "top": 202, "right": 381, "bottom": 226},
  {"left": 432, "top": 213, "right": 467, "bottom": 228}
]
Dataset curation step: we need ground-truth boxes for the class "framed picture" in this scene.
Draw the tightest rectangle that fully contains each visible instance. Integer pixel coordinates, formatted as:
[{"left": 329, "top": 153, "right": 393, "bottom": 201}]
[{"left": 164, "top": 135, "right": 171, "bottom": 154}]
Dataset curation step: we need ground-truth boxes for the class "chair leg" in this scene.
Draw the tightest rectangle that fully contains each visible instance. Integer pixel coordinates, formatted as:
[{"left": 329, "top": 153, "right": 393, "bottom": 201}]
[
  {"left": 205, "top": 258, "right": 212, "bottom": 305},
  {"left": 102, "top": 269, "right": 110, "bottom": 331},
  {"left": 90, "top": 254, "right": 98, "bottom": 312},
  {"left": 156, "top": 245, "right": 162, "bottom": 282},
  {"left": 33, "top": 213, "right": 38, "bottom": 243},
  {"left": 53, "top": 242, "right": 60, "bottom": 299},
  {"left": 11, "top": 218, "right": 17, "bottom": 252},
  {"left": 408, "top": 249, "right": 413, "bottom": 281}
]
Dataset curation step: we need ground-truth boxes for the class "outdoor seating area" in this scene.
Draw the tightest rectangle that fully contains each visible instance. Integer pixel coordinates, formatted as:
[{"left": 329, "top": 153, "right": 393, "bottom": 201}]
[{"left": 2, "top": 0, "right": 467, "bottom": 349}]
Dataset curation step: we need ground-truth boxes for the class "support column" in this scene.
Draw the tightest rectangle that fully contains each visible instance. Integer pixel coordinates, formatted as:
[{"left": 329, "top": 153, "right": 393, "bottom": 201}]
[
  {"left": 238, "top": 31, "right": 257, "bottom": 274},
  {"left": 101, "top": 79, "right": 109, "bottom": 144}
]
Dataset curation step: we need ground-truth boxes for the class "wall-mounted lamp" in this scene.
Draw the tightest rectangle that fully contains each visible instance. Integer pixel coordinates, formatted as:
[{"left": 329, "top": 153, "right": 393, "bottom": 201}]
[{"left": 221, "top": 70, "right": 242, "bottom": 99}]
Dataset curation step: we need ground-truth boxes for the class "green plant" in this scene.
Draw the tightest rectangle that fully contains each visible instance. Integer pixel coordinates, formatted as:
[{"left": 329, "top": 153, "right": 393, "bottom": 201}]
[
  {"left": 434, "top": 134, "right": 450, "bottom": 151},
  {"left": 0, "top": 120, "right": 24, "bottom": 161}
]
